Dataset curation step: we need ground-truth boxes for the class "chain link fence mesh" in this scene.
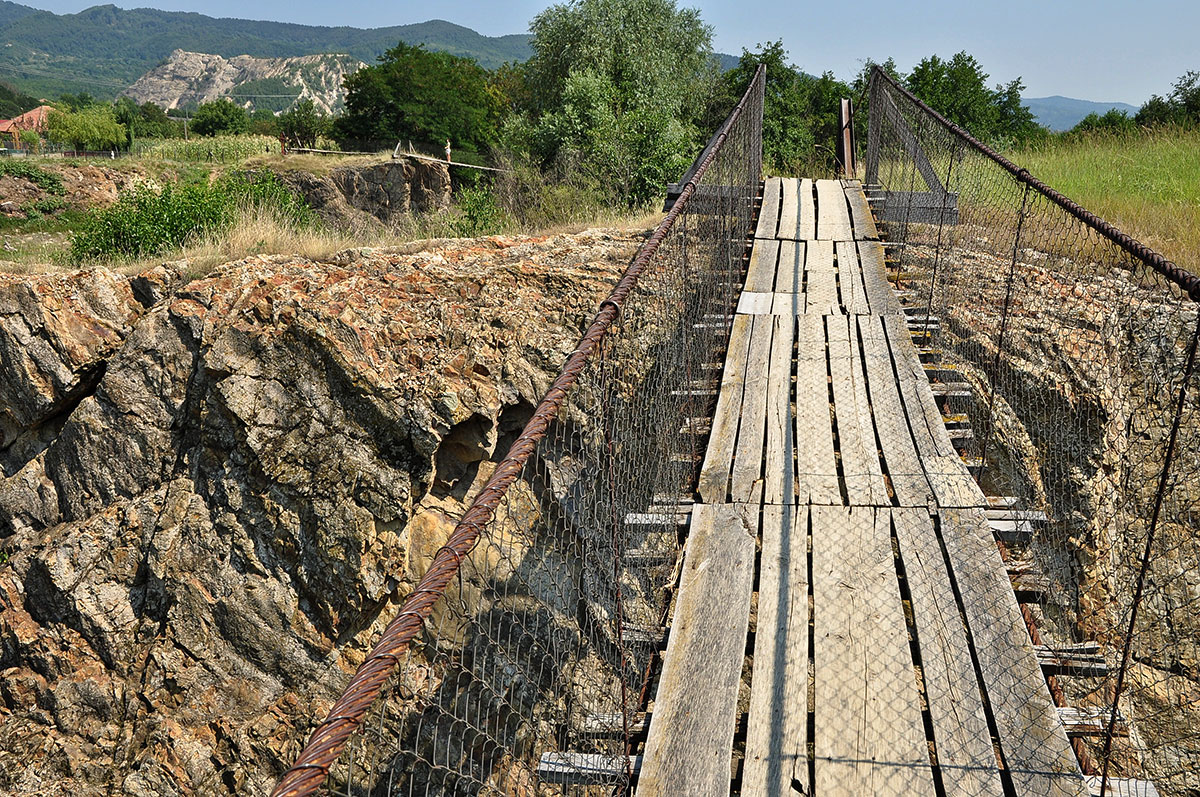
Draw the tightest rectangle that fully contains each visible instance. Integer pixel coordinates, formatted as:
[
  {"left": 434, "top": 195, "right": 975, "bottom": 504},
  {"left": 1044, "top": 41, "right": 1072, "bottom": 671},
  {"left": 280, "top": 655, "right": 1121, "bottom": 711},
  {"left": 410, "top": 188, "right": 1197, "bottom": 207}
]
[
  {"left": 867, "top": 67, "right": 1200, "bottom": 797},
  {"left": 273, "top": 66, "right": 765, "bottom": 797}
]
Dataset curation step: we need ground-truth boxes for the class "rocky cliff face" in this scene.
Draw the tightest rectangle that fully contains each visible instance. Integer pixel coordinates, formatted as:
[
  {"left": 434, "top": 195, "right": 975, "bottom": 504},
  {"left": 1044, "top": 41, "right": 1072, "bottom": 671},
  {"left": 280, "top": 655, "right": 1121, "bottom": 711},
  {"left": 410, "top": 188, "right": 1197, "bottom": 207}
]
[
  {"left": 0, "top": 229, "right": 641, "bottom": 794},
  {"left": 124, "top": 50, "right": 364, "bottom": 114},
  {"left": 275, "top": 158, "right": 453, "bottom": 228}
]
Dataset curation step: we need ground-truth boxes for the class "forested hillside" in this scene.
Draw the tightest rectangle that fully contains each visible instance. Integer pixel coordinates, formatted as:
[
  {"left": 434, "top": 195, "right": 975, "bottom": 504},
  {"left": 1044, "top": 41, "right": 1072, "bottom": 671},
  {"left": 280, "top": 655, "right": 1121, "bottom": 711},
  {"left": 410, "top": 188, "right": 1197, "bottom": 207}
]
[{"left": 0, "top": 3, "right": 533, "bottom": 98}]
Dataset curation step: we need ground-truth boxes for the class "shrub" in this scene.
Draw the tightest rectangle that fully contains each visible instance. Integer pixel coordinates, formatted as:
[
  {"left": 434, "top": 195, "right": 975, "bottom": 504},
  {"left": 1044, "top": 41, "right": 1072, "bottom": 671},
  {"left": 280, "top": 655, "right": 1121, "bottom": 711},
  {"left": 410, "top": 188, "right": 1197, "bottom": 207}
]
[
  {"left": 69, "top": 170, "right": 312, "bottom": 262},
  {"left": 0, "top": 161, "right": 65, "bottom": 195},
  {"left": 450, "top": 185, "right": 506, "bottom": 236}
]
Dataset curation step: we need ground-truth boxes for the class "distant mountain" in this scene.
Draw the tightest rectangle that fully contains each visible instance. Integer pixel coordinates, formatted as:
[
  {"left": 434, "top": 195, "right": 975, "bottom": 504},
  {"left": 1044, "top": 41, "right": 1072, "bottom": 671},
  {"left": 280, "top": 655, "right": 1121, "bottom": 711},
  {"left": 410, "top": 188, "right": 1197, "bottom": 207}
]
[
  {"left": 0, "top": 3, "right": 533, "bottom": 99},
  {"left": 1024, "top": 95, "right": 1140, "bottom": 131}
]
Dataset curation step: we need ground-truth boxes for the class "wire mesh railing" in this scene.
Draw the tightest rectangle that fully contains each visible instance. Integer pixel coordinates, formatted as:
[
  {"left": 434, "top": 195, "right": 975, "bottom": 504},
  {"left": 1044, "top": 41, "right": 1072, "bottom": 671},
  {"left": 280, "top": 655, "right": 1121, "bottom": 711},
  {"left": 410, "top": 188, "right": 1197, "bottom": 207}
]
[
  {"left": 868, "top": 65, "right": 1200, "bottom": 797},
  {"left": 272, "top": 64, "right": 764, "bottom": 797}
]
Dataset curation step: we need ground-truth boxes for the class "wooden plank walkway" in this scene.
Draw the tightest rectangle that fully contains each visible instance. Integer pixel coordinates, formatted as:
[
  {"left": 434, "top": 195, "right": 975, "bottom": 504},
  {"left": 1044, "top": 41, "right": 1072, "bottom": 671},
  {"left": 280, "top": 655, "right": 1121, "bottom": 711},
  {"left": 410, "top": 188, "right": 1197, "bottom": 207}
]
[{"left": 637, "top": 178, "right": 1087, "bottom": 797}]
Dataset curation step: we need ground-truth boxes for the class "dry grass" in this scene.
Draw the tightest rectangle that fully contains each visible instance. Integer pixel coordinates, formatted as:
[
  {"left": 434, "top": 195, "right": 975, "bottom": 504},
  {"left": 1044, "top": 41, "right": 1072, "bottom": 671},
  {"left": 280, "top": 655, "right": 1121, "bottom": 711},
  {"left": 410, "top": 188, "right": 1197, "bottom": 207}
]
[
  {"left": 1014, "top": 126, "right": 1200, "bottom": 272},
  {"left": 242, "top": 151, "right": 393, "bottom": 177}
]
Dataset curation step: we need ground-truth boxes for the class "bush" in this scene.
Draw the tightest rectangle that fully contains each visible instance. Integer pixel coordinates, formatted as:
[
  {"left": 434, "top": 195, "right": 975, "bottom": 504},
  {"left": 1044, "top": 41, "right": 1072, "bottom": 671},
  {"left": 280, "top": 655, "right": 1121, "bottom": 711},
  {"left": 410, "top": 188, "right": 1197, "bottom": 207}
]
[
  {"left": 450, "top": 185, "right": 507, "bottom": 236},
  {"left": 69, "top": 170, "right": 312, "bottom": 262},
  {"left": 0, "top": 161, "right": 65, "bottom": 195}
]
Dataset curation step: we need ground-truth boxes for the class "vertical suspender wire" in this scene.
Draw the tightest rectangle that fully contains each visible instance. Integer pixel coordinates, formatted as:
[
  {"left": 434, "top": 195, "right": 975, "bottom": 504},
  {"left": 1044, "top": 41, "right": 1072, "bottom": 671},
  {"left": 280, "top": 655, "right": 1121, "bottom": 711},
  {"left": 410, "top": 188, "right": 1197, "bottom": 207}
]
[
  {"left": 1099, "top": 312, "right": 1200, "bottom": 797},
  {"left": 920, "top": 137, "right": 959, "bottom": 348}
]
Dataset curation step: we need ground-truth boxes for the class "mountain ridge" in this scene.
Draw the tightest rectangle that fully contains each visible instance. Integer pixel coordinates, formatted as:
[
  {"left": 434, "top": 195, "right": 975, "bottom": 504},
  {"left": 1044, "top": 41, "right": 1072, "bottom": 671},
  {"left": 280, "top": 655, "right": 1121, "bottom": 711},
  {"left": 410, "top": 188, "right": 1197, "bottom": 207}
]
[{"left": 1023, "top": 94, "right": 1140, "bottom": 131}]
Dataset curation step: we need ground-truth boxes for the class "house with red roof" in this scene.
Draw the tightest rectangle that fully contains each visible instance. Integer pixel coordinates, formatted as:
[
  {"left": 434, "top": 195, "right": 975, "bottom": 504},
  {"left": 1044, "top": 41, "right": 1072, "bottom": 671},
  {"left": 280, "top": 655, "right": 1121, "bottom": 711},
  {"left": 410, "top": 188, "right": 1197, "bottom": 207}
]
[{"left": 0, "top": 105, "right": 53, "bottom": 150}]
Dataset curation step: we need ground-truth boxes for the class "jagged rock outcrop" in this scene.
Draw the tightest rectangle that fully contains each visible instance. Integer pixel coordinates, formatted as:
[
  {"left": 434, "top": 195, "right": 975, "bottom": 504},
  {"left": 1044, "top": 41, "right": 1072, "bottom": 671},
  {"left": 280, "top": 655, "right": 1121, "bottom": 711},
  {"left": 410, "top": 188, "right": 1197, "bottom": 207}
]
[
  {"left": 0, "top": 230, "right": 641, "bottom": 794},
  {"left": 124, "top": 50, "right": 364, "bottom": 114},
  {"left": 275, "top": 158, "right": 452, "bottom": 229}
]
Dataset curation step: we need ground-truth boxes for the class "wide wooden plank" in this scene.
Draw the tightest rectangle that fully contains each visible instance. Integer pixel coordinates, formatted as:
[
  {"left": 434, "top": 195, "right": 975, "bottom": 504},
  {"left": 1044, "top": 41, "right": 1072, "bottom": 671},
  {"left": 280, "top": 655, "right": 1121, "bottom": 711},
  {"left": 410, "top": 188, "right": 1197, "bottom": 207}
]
[
  {"left": 924, "top": 455, "right": 988, "bottom": 508},
  {"left": 815, "top": 178, "right": 854, "bottom": 240},
  {"left": 843, "top": 180, "right": 880, "bottom": 240},
  {"left": 858, "top": 315, "right": 932, "bottom": 506},
  {"left": 892, "top": 508, "right": 1005, "bottom": 797},
  {"left": 857, "top": 240, "right": 902, "bottom": 314},
  {"left": 836, "top": 240, "right": 872, "bottom": 316},
  {"left": 775, "top": 240, "right": 805, "bottom": 292},
  {"left": 794, "top": 316, "right": 841, "bottom": 504},
  {"left": 745, "top": 238, "right": 780, "bottom": 293},
  {"left": 939, "top": 508, "right": 1088, "bottom": 796},
  {"left": 805, "top": 238, "right": 836, "bottom": 270},
  {"left": 744, "top": 505, "right": 809, "bottom": 795},
  {"left": 804, "top": 268, "right": 839, "bottom": 316},
  {"left": 638, "top": 503, "right": 756, "bottom": 797},
  {"left": 731, "top": 315, "right": 774, "bottom": 503},
  {"left": 698, "top": 315, "right": 753, "bottom": 502},
  {"left": 736, "top": 291, "right": 774, "bottom": 315},
  {"left": 755, "top": 176, "right": 781, "bottom": 239},
  {"left": 883, "top": 314, "right": 958, "bottom": 456},
  {"left": 798, "top": 177, "right": 816, "bottom": 239},
  {"left": 777, "top": 177, "right": 800, "bottom": 240},
  {"left": 812, "top": 506, "right": 935, "bottom": 795},
  {"left": 827, "top": 316, "right": 890, "bottom": 505},
  {"left": 763, "top": 315, "right": 795, "bottom": 504},
  {"left": 770, "top": 292, "right": 806, "bottom": 315}
]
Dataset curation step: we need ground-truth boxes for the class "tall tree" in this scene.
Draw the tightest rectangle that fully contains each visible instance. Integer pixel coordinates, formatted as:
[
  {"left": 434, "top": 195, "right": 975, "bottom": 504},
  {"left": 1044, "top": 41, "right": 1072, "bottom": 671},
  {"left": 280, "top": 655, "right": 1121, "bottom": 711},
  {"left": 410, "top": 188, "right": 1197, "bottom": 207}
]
[
  {"left": 513, "top": 0, "right": 718, "bottom": 204},
  {"left": 280, "top": 99, "right": 328, "bottom": 149},
  {"left": 333, "top": 42, "right": 501, "bottom": 155},
  {"left": 192, "top": 99, "right": 249, "bottom": 137},
  {"left": 904, "top": 51, "right": 1039, "bottom": 142}
]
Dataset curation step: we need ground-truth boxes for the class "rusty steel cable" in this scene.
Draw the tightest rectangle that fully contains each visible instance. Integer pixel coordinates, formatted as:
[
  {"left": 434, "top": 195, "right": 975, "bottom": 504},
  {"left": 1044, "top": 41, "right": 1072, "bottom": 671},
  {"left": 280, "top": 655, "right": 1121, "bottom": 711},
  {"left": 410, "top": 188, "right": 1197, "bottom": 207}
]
[
  {"left": 869, "top": 66, "right": 1200, "bottom": 797},
  {"left": 272, "top": 64, "right": 766, "bottom": 797}
]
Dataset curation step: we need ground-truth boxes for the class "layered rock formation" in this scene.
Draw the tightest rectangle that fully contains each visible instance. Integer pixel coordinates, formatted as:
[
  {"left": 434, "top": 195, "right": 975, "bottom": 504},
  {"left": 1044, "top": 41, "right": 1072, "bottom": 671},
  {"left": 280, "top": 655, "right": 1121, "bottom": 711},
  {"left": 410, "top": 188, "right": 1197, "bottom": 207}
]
[
  {"left": 275, "top": 158, "right": 452, "bottom": 228},
  {"left": 0, "top": 229, "right": 641, "bottom": 794},
  {"left": 124, "top": 50, "right": 364, "bottom": 115}
]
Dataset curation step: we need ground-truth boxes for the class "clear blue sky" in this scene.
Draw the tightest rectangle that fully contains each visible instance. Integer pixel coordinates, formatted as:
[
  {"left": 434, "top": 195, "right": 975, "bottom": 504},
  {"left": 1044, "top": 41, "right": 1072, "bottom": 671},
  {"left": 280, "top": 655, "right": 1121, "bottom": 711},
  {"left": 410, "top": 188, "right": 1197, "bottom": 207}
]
[{"left": 17, "top": 0, "right": 1197, "bottom": 105}]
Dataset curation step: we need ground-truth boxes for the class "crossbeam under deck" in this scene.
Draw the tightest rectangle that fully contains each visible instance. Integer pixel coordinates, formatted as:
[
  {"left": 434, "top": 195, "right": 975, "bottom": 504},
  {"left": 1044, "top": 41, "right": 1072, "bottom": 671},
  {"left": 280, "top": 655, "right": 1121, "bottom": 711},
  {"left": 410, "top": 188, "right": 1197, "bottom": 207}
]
[{"left": 634, "top": 177, "right": 1090, "bottom": 797}]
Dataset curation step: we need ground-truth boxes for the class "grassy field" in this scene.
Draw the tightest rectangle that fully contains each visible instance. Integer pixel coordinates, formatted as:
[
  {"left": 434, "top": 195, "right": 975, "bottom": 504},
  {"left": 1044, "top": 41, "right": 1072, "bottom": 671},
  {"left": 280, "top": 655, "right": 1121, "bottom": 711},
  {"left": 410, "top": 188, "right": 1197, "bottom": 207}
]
[{"left": 1014, "top": 126, "right": 1200, "bottom": 272}]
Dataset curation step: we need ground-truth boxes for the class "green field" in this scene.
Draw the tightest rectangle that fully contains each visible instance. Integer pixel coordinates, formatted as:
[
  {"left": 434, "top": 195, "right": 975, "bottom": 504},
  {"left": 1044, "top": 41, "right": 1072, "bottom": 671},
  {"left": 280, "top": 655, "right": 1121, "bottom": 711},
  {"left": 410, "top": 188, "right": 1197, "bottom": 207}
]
[{"left": 1014, "top": 126, "right": 1200, "bottom": 273}]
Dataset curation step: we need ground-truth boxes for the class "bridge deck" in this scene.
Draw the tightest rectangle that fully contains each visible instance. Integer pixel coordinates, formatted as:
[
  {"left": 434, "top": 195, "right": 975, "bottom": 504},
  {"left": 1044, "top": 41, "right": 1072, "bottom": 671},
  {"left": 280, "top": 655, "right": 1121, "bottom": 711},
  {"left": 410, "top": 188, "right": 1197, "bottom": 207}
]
[{"left": 637, "top": 178, "right": 1088, "bottom": 796}]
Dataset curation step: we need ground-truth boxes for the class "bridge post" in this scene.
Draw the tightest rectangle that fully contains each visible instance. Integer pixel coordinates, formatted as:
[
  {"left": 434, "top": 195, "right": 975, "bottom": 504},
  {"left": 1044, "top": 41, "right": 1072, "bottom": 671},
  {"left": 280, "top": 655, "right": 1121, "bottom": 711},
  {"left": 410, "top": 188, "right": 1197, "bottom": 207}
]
[{"left": 837, "top": 97, "right": 856, "bottom": 178}]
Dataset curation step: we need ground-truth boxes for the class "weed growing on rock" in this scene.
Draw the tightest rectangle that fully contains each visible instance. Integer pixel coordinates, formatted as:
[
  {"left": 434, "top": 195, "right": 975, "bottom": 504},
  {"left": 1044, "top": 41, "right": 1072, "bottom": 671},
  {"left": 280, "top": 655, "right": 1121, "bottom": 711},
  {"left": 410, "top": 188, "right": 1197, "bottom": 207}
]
[{"left": 0, "top": 161, "right": 65, "bottom": 195}]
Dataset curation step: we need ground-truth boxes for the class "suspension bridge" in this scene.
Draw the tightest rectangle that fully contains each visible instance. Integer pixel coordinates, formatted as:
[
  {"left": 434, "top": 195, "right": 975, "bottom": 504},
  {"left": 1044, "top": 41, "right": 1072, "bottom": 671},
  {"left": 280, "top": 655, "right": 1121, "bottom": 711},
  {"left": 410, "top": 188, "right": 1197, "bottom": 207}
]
[{"left": 273, "top": 66, "right": 1199, "bottom": 797}]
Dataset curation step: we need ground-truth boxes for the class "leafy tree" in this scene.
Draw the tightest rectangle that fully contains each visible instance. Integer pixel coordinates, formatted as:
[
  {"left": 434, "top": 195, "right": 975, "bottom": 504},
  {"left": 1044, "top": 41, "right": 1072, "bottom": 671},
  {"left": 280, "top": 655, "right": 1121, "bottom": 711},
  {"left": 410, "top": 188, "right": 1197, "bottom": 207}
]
[
  {"left": 1071, "top": 108, "right": 1137, "bottom": 135},
  {"left": 512, "top": 0, "right": 717, "bottom": 204},
  {"left": 192, "top": 99, "right": 249, "bottom": 136},
  {"left": 279, "top": 99, "right": 329, "bottom": 148},
  {"left": 249, "top": 108, "right": 281, "bottom": 138},
  {"left": 1136, "top": 71, "right": 1200, "bottom": 127},
  {"left": 57, "top": 92, "right": 96, "bottom": 111},
  {"left": 334, "top": 42, "right": 501, "bottom": 154},
  {"left": 905, "top": 51, "right": 1039, "bottom": 142},
  {"left": 46, "top": 105, "right": 126, "bottom": 150},
  {"left": 137, "top": 101, "right": 181, "bottom": 138}
]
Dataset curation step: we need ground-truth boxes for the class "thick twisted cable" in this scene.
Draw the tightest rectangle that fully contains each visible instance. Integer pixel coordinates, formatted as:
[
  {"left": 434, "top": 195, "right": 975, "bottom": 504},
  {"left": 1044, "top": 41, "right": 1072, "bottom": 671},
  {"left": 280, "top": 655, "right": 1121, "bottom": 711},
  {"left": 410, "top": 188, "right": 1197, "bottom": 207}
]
[
  {"left": 871, "top": 66, "right": 1200, "bottom": 302},
  {"left": 272, "top": 64, "right": 765, "bottom": 797}
]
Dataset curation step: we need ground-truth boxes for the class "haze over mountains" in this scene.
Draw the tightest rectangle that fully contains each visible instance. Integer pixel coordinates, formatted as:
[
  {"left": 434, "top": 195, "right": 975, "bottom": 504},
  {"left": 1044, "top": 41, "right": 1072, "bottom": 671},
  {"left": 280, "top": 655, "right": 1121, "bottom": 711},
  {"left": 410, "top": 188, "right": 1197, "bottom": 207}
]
[{"left": 0, "top": 0, "right": 1138, "bottom": 129}]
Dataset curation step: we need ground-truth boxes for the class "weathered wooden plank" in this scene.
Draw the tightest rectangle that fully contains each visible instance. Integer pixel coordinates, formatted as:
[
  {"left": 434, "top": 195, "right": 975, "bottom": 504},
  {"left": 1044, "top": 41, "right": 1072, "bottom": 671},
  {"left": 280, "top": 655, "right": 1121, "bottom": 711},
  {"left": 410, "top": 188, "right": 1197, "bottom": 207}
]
[
  {"left": 745, "top": 238, "right": 780, "bottom": 293},
  {"left": 883, "top": 314, "right": 959, "bottom": 456},
  {"left": 835, "top": 240, "right": 872, "bottom": 316},
  {"left": 844, "top": 180, "right": 879, "bottom": 240},
  {"left": 638, "top": 503, "right": 757, "bottom": 797},
  {"left": 736, "top": 291, "right": 775, "bottom": 315},
  {"left": 763, "top": 315, "right": 795, "bottom": 504},
  {"left": 815, "top": 178, "right": 854, "bottom": 240},
  {"left": 731, "top": 315, "right": 774, "bottom": 504},
  {"left": 805, "top": 238, "right": 836, "bottom": 270},
  {"left": 539, "top": 752, "right": 639, "bottom": 785},
  {"left": 924, "top": 455, "right": 988, "bottom": 508},
  {"left": 858, "top": 315, "right": 932, "bottom": 506},
  {"left": 755, "top": 176, "right": 781, "bottom": 239},
  {"left": 827, "top": 315, "right": 889, "bottom": 505},
  {"left": 803, "top": 268, "right": 839, "bottom": 317},
  {"left": 799, "top": 177, "right": 816, "bottom": 240},
  {"left": 744, "top": 505, "right": 809, "bottom": 795},
  {"left": 1083, "top": 776, "right": 1161, "bottom": 797},
  {"left": 939, "top": 508, "right": 1088, "bottom": 796},
  {"left": 698, "top": 315, "right": 753, "bottom": 503},
  {"left": 857, "top": 240, "right": 902, "bottom": 314},
  {"left": 775, "top": 239, "right": 805, "bottom": 292},
  {"left": 892, "top": 507, "right": 1006, "bottom": 797},
  {"left": 812, "top": 506, "right": 935, "bottom": 795},
  {"left": 794, "top": 316, "right": 841, "bottom": 505},
  {"left": 770, "top": 292, "right": 806, "bottom": 315},
  {"left": 777, "top": 177, "right": 800, "bottom": 240}
]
